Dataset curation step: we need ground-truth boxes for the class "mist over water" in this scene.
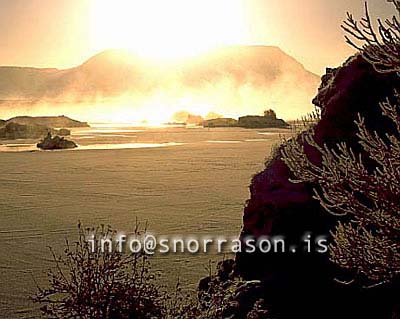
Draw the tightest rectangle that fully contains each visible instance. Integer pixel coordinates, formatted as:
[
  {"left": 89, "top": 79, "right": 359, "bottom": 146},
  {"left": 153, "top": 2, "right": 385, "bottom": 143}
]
[
  {"left": 0, "top": 46, "right": 319, "bottom": 123},
  {"left": 0, "top": 82, "right": 315, "bottom": 124}
]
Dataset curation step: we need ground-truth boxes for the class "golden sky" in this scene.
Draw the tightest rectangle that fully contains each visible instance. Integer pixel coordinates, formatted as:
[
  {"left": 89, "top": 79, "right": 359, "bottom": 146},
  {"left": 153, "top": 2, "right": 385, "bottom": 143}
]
[{"left": 0, "top": 0, "right": 394, "bottom": 75}]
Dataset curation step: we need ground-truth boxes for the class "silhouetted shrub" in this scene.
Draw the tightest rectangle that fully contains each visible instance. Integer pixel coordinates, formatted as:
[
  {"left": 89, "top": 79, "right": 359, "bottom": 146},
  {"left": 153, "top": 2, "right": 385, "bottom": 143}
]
[
  {"left": 281, "top": 0, "right": 400, "bottom": 288},
  {"left": 263, "top": 110, "right": 277, "bottom": 120},
  {"left": 34, "top": 224, "right": 271, "bottom": 319},
  {"left": 34, "top": 223, "right": 166, "bottom": 319}
]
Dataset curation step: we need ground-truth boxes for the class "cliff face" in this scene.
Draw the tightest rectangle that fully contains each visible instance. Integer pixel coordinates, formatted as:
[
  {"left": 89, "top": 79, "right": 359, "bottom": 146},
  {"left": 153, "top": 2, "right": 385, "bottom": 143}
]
[{"left": 235, "top": 54, "right": 400, "bottom": 319}]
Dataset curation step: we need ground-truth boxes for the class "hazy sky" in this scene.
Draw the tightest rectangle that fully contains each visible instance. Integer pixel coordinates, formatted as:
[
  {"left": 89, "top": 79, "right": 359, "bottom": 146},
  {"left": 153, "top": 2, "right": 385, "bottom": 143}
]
[{"left": 0, "top": 0, "right": 395, "bottom": 74}]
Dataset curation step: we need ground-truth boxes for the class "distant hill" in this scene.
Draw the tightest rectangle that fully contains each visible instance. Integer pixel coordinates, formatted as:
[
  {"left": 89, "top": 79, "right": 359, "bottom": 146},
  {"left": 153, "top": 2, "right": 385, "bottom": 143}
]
[
  {"left": 0, "top": 115, "right": 85, "bottom": 139},
  {"left": 0, "top": 46, "right": 320, "bottom": 120},
  {"left": 0, "top": 122, "right": 71, "bottom": 140},
  {"left": 6, "top": 115, "right": 89, "bottom": 128}
]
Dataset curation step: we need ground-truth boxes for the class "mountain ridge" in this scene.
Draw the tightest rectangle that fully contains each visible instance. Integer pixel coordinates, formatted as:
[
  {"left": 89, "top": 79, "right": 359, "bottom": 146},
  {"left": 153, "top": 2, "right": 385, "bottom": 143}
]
[{"left": 0, "top": 46, "right": 320, "bottom": 121}]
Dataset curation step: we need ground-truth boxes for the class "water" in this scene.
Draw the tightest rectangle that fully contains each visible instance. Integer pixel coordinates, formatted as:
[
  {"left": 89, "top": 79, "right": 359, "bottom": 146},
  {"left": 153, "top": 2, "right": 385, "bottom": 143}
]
[{"left": 0, "top": 125, "right": 288, "bottom": 318}]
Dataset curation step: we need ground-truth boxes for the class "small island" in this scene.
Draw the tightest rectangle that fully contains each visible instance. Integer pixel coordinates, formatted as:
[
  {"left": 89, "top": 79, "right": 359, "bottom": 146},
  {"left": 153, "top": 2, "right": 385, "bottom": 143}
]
[
  {"left": 6, "top": 115, "right": 89, "bottom": 128},
  {"left": 202, "top": 117, "right": 238, "bottom": 128},
  {"left": 202, "top": 109, "right": 289, "bottom": 129},
  {"left": 0, "top": 115, "right": 88, "bottom": 140},
  {"left": 0, "top": 122, "right": 71, "bottom": 139},
  {"left": 37, "top": 132, "right": 77, "bottom": 150}
]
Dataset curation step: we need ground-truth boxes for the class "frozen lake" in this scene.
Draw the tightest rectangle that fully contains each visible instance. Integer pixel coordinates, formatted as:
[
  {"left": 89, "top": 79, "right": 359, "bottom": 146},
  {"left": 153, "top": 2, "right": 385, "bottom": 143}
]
[{"left": 0, "top": 125, "right": 289, "bottom": 318}]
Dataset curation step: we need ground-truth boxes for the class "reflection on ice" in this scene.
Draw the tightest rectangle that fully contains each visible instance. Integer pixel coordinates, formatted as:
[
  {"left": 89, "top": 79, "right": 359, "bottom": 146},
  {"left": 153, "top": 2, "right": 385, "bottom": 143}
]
[
  {"left": 207, "top": 140, "right": 242, "bottom": 144},
  {"left": 0, "top": 142, "right": 183, "bottom": 152},
  {"left": 76, "top": 142, "right": 183, "bottom": 150},
  {"left": 0, "top": 144, "right": 37, "bottom": 152},
  {"left": 72, "top": 129, "right": 144, "bottom": 135},
  {"left": 245, "top": 139, "right": 270, "bottom": 142},
  {"left": 258, "top": 132, "right": 280, "bottom": 135},
  {"left": 0, "top": 127, "right": 290, "bottom": 153}
]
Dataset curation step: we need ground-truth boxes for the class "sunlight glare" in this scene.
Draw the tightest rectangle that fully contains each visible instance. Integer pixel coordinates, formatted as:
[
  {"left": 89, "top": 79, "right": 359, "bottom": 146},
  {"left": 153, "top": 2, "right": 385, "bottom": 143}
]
[{"left": 90, "top": 0, "right": 246, "bottom": 60}]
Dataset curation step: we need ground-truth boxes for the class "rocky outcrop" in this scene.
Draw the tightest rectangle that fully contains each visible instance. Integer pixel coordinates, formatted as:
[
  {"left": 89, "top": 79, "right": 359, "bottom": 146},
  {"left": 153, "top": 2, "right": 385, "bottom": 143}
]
[
  {"left": 6, "top": 115, "right": 89, "bottom": 128},
  {"left": 37, "top": 132, "right": 77, "bottom": 150},
  {"left": 0, "top": 122, "right": 46, "bottom": 139},
  {"left": 0, "top": 122, "right": 70, "bottom": 139},
  {"left": 202, "top": 113, "right": 289, "bottom": 128},
  {"left": 234, "top": 54, "right": 400, "bottom": 319},
  {"left": 0, "top": 115, "right": 80, "bottom": 140},
  {"left": 203, "top": 118, "right": 238, "bottom": 127},
  {"left": 237, "top": 115, "right": 289, "bottom": 129}
]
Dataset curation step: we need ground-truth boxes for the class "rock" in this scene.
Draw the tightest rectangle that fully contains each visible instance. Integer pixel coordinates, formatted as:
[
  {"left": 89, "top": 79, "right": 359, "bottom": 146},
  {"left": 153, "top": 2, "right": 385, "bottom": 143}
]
[
  {"left": 37, "top": 132, "right": 77, "bottom": 150},
  {"left": 0, "top": 122, "right": 50, "bottom": 139},
  {"left": 235, "top": 54, "right": 400, "bottom": 319},
  {"left": 202, "top": 112, "right": 289, "bottom": 128},
  {"left": 203, "top": 118, "right": 238, "bottom": 127},
  {"left": 0, "top": 122, "right": 71, "bottom": 139},
  {"left": 6, "top": 115, "right": 89, "bottom": 128},
  {"left": 238, "top": 115, "right": 289, "bottom": 129}
]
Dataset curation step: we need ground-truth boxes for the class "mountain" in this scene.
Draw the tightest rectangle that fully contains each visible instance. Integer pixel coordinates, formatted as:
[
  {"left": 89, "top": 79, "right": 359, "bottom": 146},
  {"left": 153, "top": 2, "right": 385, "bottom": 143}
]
[{"left": 0, "top": 46, "right": 320, "bottom": 121}]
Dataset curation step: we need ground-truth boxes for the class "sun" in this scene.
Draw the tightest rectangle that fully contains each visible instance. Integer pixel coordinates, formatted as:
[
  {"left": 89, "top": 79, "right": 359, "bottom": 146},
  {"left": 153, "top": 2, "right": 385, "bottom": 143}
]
[{"left": 89, "top": 0, "right": 246, "bottom": 61}]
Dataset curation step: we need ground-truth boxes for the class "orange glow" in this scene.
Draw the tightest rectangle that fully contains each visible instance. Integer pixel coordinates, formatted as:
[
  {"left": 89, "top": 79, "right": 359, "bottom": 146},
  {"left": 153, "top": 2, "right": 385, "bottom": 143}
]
[{"left": 89, "top": 0, "right": 247, "bottom": 61}]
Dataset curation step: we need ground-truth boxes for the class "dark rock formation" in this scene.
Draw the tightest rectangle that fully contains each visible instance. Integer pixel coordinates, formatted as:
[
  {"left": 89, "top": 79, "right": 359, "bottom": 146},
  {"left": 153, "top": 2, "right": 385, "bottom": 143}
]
[
  {"left": 0, "top": 122, "right": 70, "bottom": 139},
  {"left": 37, "top": 132, "right": 77, "bottom": 150},
  {"left": 202, "top": 112, "right": 289, "bottom": 128},
  {"left": 0, "top": 122, "right": 50, "bottom": 139},
  {"left": 203, "top": 118, "right": 238, "bottom": 127},
  {"left": 6, "top": 115, "right": 89, "bottom": 128},
  {"left": 234, "top": 54, "right": 400, "bottom": 319},
  {"left": 238, "top": 115, "right": 289, "bottom": 129}
]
